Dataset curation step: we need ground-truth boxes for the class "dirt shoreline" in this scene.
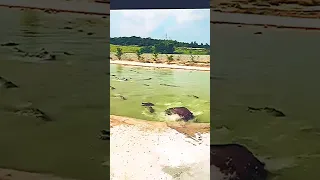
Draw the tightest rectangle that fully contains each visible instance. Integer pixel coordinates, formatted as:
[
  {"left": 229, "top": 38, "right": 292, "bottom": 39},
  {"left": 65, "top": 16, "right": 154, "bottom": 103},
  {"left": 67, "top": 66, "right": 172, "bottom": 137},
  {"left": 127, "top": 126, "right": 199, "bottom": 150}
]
[
  {"left": 110, "top": 60, "right": 210, "bottom": 71},
  {"left": 110, "top": 115, "right": 210, "bottom": 136}
]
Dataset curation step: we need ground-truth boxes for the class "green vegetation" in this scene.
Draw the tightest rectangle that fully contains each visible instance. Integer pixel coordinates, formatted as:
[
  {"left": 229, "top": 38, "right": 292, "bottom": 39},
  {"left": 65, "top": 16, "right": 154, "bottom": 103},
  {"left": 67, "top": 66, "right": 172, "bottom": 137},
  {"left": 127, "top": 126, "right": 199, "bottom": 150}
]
[
  {"left": 135, "top": 49, "right": 144, "bottom": 61},
  {"left": 111, "top": 36, "right": 209, "bottom": 48},
  {"left": 110, "top": 36, "right": 210, "bottom": 55},
  {"left": 110, "top": 44, "right": 140, "bottom": 53},
  {"left": 152, "top": 52, "right": 159, "bottom": 61},
  {"left": 166, "top": 54, "right": 174, "bottom": 62},
  {"left": 175, "top": 47, "right": 209, "bottom": 55},
  {"left": 115, "top": 48, "right": 123, "bottom": 60}
]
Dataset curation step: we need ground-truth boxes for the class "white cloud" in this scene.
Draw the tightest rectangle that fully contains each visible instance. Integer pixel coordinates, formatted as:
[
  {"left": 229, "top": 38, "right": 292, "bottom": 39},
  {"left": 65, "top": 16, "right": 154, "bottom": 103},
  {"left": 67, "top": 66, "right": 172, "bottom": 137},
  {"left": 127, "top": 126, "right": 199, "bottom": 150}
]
[{"left": 111, "top": 9, "right": 209, "bottom": 37}]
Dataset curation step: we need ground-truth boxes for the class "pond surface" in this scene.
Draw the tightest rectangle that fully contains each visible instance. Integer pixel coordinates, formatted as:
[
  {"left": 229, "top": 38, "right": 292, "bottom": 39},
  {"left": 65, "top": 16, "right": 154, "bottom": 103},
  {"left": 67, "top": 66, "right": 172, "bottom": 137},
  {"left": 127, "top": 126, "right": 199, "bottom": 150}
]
[
  {"left": 0, "top": 7, "right": 108, "bottom": 180},
  {"left": 110, "top": 64, "right": 210, "bottom": 123},
  {"left": 212, "top": 12, "right": 320, "bottom": 28},
  {"left": 211, "top": 24, "right": 320, "bottom": 179}
]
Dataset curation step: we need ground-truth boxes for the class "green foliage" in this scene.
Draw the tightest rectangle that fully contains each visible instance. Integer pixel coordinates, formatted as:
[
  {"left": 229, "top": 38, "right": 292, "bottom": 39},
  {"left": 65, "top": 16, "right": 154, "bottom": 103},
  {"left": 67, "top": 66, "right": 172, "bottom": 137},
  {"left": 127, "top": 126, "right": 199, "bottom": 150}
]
[
  {"left": 174, "top": 47, "right": 209, "bottom": 55},
  {"left": 110, "top": 37, "right": 210, "bottom": 55},
  {"left": 115, "top": 48, "right": 123, "bottom": 60},
  {"left": 111, "top": 36, "right": 210, "bottom": 49},
  {"left": 140, "top": 46, "right": 153, "bottom": 53},
  {"left": 154, "top": 42, "right": 175, "bottom": 54},
  {"left": 166, "top": 54, "right": 174, "bottom": 62},
  {"left": 110, "top": 44, "right": 141, "bottom": 53},
  {"left": 135, "top": 49, "right": 144, "bottom": 61},
  {"left": 152, "top": 51, "right": 159, "bottom": 61}
]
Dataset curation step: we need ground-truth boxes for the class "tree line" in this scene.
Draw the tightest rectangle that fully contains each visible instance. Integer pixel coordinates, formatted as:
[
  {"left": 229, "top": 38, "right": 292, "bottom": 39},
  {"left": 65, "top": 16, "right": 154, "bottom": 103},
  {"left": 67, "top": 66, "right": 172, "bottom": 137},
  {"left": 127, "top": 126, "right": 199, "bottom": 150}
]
[
  {"left": 111, "top": 36, "right": 209, "bottom": 48},
  {"left": 111, "top": 36, "right": 210, "bottom": 54}
]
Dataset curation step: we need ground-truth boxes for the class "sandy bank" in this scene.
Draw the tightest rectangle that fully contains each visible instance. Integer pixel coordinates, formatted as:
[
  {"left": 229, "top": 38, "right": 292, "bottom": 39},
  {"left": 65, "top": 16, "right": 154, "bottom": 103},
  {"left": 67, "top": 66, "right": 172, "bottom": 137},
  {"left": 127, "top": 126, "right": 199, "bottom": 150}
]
[
  {"left": 110, "top": 115, "right": 210, "bottom": 180},
  {"left": 110, "top": 60, "right": 210, "bottom": 71}
]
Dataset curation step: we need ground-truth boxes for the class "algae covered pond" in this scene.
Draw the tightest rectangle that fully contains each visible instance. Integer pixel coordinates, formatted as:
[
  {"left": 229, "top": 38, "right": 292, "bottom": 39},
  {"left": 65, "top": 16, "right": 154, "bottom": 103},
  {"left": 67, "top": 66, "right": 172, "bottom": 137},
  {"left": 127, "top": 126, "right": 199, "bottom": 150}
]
[
  {"left": 211, "top": 24, "right": 320, "bottom": 180},
  {"left": 0, "top": 7, "right": 109, "bottom": 180},
  {"left": 110, "top": 64, "right": 210, "bottom": 123}
]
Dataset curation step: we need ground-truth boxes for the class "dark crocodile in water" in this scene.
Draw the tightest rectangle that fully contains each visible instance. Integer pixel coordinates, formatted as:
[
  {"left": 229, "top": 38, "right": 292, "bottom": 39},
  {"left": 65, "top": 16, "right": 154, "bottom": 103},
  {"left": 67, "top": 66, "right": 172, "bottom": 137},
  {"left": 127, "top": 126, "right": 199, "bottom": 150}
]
[
  {"left": 1, "top": 42, "right": 19, "bottom": 46},
  {"left": 99, "top": 129, "right": 110, "bottom": 140},
  {"left": 248, "top": 106, "right": 285, "bottom": 117},
  {"left": 159, "top": 83, "right": 179, "bottom": 87},
  {"left": 141, "top": 102, "right": 154, "bottom": 107},
  {"left": 188, "top": 95, "right": 199, "bottom": 99},
  {"left": 165, "top": 107, "right": 194, "bottom": 121},
  {"left": 0, "top": 76, "right": 19, "bottom": 89},
  {"left": 4, "top": 107, "right": 52, "bottom": 122},
  {"left": 211, "top": 144, "right": 268, "bottom": 180},
  {"left": 13, "top": 47, "right": 57, "bottom": 61},
  {"left": 112, "top": 94, "right": 127, "bottom": 100},
  {"left": 147, "top": 106, "right": 155, "bottom": 113}
]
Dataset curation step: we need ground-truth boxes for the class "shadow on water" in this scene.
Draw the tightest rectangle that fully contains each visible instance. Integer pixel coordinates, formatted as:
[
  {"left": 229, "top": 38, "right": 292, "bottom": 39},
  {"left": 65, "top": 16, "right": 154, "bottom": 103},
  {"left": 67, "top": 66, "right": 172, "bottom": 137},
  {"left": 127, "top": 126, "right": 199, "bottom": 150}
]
[{"left": 211, "top": 24, "right": 320, "bottom": 179}]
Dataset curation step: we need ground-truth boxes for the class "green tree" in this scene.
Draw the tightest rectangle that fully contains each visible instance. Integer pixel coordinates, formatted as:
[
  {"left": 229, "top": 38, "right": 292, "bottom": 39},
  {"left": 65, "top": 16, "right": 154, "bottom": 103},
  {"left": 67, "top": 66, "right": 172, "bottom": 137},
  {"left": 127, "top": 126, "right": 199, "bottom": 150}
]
[
  {"left": 135, "top": 49, "right": 144, "bottom": 61},
  {"left": 154, "top": 42, "right": 175, "bottom": 54},
  {"left": 115, "top": 48, "right": 123, "bottom": 60},
  {"left": 140, "top": 46, "right": 153, "bottom": 53}
]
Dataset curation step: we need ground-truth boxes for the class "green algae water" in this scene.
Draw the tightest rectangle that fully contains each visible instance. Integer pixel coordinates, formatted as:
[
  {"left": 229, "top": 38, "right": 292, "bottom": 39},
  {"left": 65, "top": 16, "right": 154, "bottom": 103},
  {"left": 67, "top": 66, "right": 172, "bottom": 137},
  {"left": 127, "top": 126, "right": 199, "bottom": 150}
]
[
  {"left": 110, "top": 64, "right": 210, "bottom": 123},
  {"left": 0, "top": 7, "right": 108, "bottom": 180},
  {"left": 211, "top": 24, "right": 320, "bottom": 180}
]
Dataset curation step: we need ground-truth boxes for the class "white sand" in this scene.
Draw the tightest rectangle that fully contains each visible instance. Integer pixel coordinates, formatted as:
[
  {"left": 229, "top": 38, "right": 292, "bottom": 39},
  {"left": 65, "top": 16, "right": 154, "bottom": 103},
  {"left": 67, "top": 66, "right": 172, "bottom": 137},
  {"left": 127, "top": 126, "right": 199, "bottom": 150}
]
[
  {"left": 110, "top": 60, "right": 210, "bottom": 71},
  {"left": 110, "top": 125, "right": 210, "bottom": 180}
]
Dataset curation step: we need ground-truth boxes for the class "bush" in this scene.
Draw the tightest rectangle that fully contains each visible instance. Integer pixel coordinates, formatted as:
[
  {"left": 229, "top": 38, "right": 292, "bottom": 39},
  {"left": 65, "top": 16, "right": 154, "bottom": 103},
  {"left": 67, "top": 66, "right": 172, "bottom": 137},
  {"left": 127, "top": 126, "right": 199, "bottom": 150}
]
[
  {"left": 152, "top": 52, "right": 159, "bottom": 62},
  {"left": 115, "top": 48, "right": 123, "bottom": 60},
  {"left": 135, "top": 49, "right": 144, "bottom": 61},
  {"left": 166, "top": 54, "right": 174, "bottom": 62}
]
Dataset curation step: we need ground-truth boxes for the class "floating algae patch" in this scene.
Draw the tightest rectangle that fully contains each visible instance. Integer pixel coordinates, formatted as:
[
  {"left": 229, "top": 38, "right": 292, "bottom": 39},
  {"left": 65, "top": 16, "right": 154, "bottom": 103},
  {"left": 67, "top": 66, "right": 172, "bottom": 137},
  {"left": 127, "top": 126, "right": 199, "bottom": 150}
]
[{"left": 110, "top": 64, "right": 210, "bottom": 123}]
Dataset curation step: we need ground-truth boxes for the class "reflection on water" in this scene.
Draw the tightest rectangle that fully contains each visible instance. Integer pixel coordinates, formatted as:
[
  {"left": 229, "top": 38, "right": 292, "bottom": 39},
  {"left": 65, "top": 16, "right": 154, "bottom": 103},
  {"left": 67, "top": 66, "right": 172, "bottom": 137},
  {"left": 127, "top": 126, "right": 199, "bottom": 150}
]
[
  {"left": 211, "top": 24, "right": 320, "bottom": 179},
  {"left": 110, "top": 64, "right": 210, "bottom": 123}
]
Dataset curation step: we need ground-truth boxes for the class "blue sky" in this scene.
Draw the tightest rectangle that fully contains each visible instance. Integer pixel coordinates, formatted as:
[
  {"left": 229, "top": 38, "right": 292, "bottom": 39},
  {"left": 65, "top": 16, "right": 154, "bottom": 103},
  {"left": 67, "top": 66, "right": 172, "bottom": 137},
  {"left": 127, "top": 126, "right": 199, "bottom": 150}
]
[{"left": 110, "top": 9, "right": 210, "bottom": 45}]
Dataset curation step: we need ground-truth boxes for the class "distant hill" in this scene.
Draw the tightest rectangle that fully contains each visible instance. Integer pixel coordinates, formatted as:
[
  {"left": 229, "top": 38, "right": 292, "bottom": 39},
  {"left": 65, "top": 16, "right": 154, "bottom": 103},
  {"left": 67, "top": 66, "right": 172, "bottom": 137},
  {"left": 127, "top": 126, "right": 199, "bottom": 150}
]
[{"left": 110, "top": 36, "right": 210, "bottom": 49}]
